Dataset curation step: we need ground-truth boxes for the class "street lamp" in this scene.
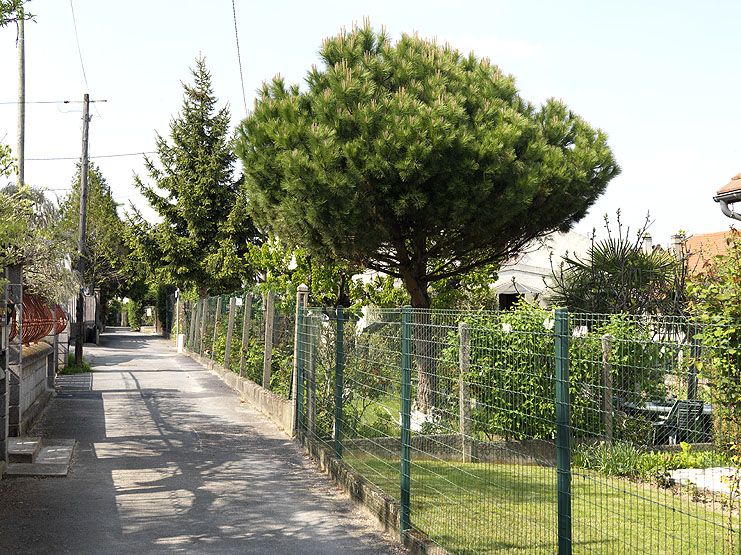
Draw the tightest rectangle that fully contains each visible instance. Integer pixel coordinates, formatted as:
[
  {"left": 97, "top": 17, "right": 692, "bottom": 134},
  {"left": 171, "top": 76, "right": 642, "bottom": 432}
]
[{"left": 714, "top": 173, "right": 741, "bottom": 221}]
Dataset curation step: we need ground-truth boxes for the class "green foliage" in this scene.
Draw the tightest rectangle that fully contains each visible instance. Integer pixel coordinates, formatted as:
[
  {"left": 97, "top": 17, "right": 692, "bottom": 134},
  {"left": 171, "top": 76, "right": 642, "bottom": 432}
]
[
  {"left": 689, "top": 229, "right": 741, "bottom": 450},
  {"left": 550, "top": 212, "right": 687, "bottom": 315},
  {"left": 247, "top": 238, "right": 357, "bottom": 310},
  {"left": 0, "top": 185, "right": 31, "bottom": 270},
  {"left": 574, "top": 441, "right": 733, "bottom": 482},
  {"left": 351, "top": 274, "right": 410, "bottom": 308},
  {"left": 1, "top": 183, "right": 75, "bottom": 302},
  {"left": 127, "top": 300, "right": 143, "bottom": 331},
  {"left": 59, "top": 164, "right": 132, "bottom": 306},
  {"left": 154, "top": 283, "right": 174, "bottom": 335},
  {"left": 136, "top": 57, "right": 262, "bottom": 295},
  {"left": 62, "top": 354, "right": 92, "bottom": 375},
  {"left": 106, "top": 298, "right": 123, "bottom": 326},
  {"left": 442, "top": 301, "right": 664, "bottom": 440},
  {"left": 0, "top": 143, "right": 15, "bottom": 178},
  {"left": 236, "top": 22, "right": 619, "bottom": 310},
  {"left": 0, "top": 0, "right": 33, "bottom": 27}
]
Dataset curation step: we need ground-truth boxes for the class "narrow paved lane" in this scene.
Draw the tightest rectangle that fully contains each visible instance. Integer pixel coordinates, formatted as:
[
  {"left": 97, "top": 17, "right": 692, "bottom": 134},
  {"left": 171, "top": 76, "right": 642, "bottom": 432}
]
[{"left": 0, "top": 328, "right": 402, "bottom": 555}]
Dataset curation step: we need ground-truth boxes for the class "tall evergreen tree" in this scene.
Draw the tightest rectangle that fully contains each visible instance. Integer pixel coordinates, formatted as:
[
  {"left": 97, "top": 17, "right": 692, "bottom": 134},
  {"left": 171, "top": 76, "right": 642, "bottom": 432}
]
[{"left": 137, "top": 57, "right": 260, "bottom": 296}]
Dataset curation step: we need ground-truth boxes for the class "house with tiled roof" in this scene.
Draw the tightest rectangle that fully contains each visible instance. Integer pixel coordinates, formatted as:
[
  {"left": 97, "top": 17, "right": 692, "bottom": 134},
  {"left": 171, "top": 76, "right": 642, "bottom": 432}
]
[
  {"left": 714, "top": 173, "right": 741, "bottom": 221},
  {"left": 685, "top": 231, "right": 732, "bottom": 274}
]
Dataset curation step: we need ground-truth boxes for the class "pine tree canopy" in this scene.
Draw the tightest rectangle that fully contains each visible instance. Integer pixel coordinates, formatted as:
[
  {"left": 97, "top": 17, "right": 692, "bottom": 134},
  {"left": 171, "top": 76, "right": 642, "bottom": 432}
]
[{"left": 235, "top": 24, "right": 620, "bottom": 307}]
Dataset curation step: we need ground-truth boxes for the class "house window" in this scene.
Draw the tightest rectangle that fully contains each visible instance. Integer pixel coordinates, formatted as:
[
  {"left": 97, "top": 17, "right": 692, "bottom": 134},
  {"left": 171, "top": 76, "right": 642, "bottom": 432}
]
[{"left": 498, "top": 293, "right": 523, "bottom": 311}]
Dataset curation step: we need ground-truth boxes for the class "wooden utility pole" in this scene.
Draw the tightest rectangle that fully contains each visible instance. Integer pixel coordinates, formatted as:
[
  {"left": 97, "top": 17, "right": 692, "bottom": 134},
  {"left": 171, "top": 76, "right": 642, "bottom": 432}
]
[
  {"left": 74, "top": 93, "right": 90, "bottom": 366},
  {"left": 16, "top": 8, "right": 25, "bottom": 187}
]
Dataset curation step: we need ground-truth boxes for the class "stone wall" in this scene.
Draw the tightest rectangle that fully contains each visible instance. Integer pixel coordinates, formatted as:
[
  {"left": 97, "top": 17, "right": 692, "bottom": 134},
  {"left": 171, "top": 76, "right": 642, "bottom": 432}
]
[{"left": 19, "top": 343, "right": 53, "bottom": 435}]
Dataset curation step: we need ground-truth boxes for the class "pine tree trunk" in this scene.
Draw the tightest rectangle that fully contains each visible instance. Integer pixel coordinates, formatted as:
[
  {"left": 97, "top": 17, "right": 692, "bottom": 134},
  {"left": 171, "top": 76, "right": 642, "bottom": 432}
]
[
  {"left": 401, "top": 272, "right": 437, "bottom": 414},
  {"left": 413, "top": 309, "right": 437, "bottom": 413}
]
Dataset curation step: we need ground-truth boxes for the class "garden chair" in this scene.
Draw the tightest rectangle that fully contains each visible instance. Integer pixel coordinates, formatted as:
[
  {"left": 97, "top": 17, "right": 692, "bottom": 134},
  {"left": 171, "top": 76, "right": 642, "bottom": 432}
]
[{"left": 652, "top": 399, "right": 704, "bottom": 445}]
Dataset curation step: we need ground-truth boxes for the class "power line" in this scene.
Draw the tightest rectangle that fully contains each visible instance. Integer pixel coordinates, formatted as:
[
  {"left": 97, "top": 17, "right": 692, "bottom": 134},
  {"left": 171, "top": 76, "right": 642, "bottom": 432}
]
[
  {"left": 0, "top": 100, "right": 83, "bottom": 105},
  {"left": 69, "top": 1, "right": 89, "bottom": 90},
  {"left": 69, "top": 1, "right": 102, "bottom": 119},
  {"left": 27, "top": 151, "right": 155, "bottom": 161},
  {"left": 231, "top": 0, "right": 248, "bottom": 117}
]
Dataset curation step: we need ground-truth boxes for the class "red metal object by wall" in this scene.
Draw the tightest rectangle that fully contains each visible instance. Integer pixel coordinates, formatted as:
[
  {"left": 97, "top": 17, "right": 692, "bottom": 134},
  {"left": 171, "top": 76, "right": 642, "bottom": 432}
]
[{"left": 7, "top": 294, "right": 68, "bottom": 346}]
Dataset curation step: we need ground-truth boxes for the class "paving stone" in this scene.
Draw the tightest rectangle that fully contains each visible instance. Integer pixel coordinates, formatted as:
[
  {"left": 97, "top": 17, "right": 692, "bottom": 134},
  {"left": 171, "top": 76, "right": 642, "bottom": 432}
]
[
  {"left": 7, "top": 437, "right": 41, "bottom": 463},
  {"left": 4, "top": 463, "right": 69, "bottom": 477}
]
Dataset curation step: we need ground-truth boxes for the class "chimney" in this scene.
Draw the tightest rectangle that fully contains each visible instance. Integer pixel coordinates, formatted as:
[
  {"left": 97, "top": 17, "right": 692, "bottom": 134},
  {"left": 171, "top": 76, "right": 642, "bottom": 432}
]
[
  {"left": 641, "top": 233, "right": 653, "bottom": 253},
  {"left": 670, "top": 233, "right": 685, "bottom": 258}
]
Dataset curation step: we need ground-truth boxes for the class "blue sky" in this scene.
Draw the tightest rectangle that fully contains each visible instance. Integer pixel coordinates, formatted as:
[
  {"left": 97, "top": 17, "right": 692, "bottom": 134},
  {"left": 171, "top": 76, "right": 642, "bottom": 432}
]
[{"left": 1, "top": 0, "right": 739, "bottom": 244}]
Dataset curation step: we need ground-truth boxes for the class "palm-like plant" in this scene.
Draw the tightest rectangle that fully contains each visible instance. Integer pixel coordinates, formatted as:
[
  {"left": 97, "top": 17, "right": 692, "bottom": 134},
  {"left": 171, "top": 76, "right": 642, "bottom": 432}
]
[{"left": 549, "top": 212, "right": 688, "bottom": 315}]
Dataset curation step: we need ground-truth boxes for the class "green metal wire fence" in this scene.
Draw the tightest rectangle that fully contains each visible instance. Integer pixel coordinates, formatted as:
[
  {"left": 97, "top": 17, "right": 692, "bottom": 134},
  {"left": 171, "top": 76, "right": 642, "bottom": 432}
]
[
  {"left": 181, "top": 290, "right": 295, "bottom": 398},
  {"left": 296, "top": 304, "right": 741, "bottom": 555}
]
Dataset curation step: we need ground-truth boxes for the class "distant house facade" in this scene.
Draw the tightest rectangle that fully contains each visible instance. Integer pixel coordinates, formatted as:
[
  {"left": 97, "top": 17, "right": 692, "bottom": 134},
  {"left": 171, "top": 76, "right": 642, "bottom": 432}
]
[{"left": 493, "top": 230, "right": 591, "bottom": 308}]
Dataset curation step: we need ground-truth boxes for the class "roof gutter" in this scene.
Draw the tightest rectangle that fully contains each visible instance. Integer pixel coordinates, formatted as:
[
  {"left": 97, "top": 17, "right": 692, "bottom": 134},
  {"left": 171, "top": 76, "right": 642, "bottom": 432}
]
[{"left": 714, "top": 191, "right": 741, "bottom": 221}]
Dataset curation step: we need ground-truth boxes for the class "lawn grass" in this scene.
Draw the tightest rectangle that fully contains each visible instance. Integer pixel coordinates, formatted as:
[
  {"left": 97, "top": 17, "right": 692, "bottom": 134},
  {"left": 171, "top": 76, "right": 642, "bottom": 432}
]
[{"left": 343, "top": 454, "right": 738, "bottom": 554}]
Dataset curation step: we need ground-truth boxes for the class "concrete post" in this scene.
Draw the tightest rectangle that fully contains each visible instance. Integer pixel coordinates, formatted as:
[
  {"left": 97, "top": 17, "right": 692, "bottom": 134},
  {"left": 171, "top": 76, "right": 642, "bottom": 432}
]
[
  {"left": 291, "top": 284, "right": 309, "bottom": 436},
  {"left": 198, "top": 298, "right": 207, "bottom": 355},
  {"left": 211, "top": 296, "right": 222, "bottom": 359},
  {"left": 239, "top": 292, "right": 253, "bottom": 377},
  {"left": 262, "top": 290, "right": 275, "bottom": 389},
  {"left": 49, "top": 304, "right": 58, "bottom": 388},
  {"left": 224, "top": 296, "right": 237, "bottom": 370},
  {"left": 1, "top": 267, "right": 9, "bottom": 465},
  {"left": 6, "top": 265, "right": 22, "bottom": 438},
  {"left": 601, "top": 334, "right": 613, "bottom": 443},
  {"left": 49, "top": 303, "right": 62, "bottom": 374},
  {"left": 58, "top": 306, "right": 69, "bottom": 372},
  {"left": 459, "top": 322, "right": 473, "bottom": 463}
]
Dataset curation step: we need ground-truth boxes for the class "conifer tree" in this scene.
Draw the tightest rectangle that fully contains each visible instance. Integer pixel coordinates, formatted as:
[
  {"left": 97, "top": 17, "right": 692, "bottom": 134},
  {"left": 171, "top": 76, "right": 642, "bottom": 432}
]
[{"left": 137, "top": 57, "right": 260, "bottom": 296}]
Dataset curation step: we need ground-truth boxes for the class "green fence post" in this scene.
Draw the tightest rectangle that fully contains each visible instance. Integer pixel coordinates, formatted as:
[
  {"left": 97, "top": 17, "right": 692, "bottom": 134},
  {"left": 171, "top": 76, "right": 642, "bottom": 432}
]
[
  {"left": 334, "top": 306, "right": 345, "bottom": 458},
  {"left": 295, "top": 299, "right": 305, "bottom": 438},
  {"left": 555, "top": 307, "right": 572, "bottom": 555},
  {"left": 400, "top": 306, "right": 413, "bottom": 539}
]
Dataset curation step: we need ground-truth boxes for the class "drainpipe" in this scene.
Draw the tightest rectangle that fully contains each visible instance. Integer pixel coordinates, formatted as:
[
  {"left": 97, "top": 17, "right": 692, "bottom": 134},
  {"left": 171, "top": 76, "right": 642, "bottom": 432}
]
[{"left": 714, "top": 191, "right": 741, "bottom": 221}]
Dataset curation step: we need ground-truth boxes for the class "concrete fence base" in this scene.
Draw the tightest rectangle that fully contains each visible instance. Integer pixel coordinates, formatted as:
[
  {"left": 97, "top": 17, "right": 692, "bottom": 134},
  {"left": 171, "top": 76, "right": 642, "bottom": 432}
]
[{"left": 300, "top": 434, "right": 444, "bottom": 555}]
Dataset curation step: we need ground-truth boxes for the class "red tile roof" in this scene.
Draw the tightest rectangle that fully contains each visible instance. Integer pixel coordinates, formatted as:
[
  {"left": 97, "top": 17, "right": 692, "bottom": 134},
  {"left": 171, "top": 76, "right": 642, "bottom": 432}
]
[
  {"left": 686, "top": 231, "right": 732, "bottom": 274},
  {"left": 717, "top": 173, "right": 741, "bottom": 195}
]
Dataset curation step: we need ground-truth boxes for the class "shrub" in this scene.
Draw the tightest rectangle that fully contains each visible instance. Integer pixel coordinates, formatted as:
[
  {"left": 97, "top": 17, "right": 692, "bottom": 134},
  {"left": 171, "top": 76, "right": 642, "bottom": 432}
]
[
  {"left": 573, "top": 441, "right": 733, "bottom": 483},
  {"left": 689, "top": 229, "right": 741, "bottom": 452},
  {"left": 441, "top": 302, "right": 667, "bottom": 441},
  {"left": 127, "top": 300, "right": 142, "bottom": 331}
]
